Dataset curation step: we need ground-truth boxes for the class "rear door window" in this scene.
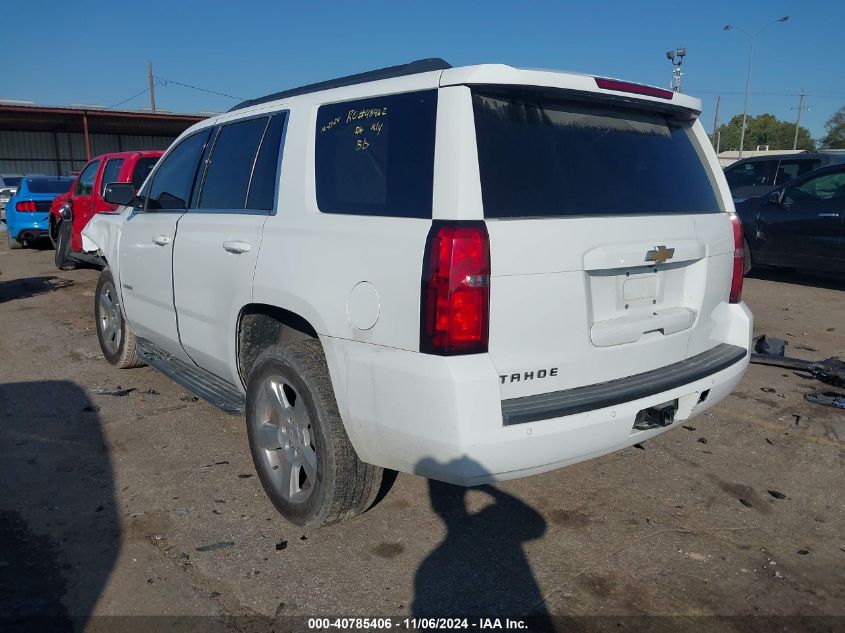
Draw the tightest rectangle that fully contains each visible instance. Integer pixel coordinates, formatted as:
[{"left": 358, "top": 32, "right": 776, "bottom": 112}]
[
  {"left": 314, "top": 90, "right": 437, "bottom": 218},
  {"left": 774, "top": 159, "right": 820, "bottom": 186},
  {"left": 471, "top": 87, "right": 720, "bottom": 218},
  {"left": 198, "top": 116, "right": 268, "bottom": 210},
  {"left": 725, "top": 160, "right": 776, "bottom": 189},
  {"left": 100, "top": 159, "right": 124, "bottom": 194},
  {"left": 147, "top": 131, "right": 210, "bottom": 211},
  {"left": 246, "top": 114, "right": 286, "bottom": 210}
]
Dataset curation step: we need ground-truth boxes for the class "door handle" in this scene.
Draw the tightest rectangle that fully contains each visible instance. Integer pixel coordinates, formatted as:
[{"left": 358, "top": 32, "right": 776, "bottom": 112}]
[
  {"left": 817, "top": 213, "right": 840, "bottom": 218},
  {"left": 152, "top": 234, "right": 172, "bottom": 246},
  {"left": 222, "top": 240, "right": 252, "bottom": 254}
]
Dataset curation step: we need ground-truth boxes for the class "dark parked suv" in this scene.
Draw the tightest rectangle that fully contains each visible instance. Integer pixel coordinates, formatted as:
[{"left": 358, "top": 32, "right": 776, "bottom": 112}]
[
  {"left": 724, "top": 152, "right": 845, "bottom": 202},
  {"left": 735, "top": 162, "right": 845, "bottom": 274}
]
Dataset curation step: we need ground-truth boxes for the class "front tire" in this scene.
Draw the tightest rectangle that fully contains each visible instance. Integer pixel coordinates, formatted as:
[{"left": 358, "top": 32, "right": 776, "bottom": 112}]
[
  {"left": 6, "top": 232, "right": 23, "bottom": 250},
  {"left": 95, "top": 268, "right": 144, "bottom": 369},
  {"left": 54, "top": 220, "right": 77, "bottom": 270},
  {"left": 246, "top": 340, "right": 382, "bottom": 528}
]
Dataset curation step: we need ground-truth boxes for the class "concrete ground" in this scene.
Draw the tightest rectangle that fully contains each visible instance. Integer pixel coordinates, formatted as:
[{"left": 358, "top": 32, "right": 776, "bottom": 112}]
[{"left": 1, "top": 233, "right": 843, "bottom": 632}]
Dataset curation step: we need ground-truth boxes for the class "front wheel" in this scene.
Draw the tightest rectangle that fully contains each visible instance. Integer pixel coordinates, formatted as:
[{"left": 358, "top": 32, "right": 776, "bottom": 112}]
[
  {"left": 54, "top": 220, "right": 77, "bottom": 270},
  {"left": 95, "top": 268, "right": 144, "bottom": 369},
  {"left": 246, "top": 340, "right": 382, "bottom": 528}
]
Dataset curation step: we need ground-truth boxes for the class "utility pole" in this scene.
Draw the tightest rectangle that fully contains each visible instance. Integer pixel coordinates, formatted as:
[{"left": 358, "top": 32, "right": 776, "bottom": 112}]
[
  {"left": 792, "top": 90, "right": 808, "bottom": 150},
  {"left": 148, "top": 62, "right": 156, "bottom": 113},
  {"left": 724, "top": 16, "right": 790, "bottom": 159},
  {"left": 711, "top": 95, "right": 721, "bottom": 148}
]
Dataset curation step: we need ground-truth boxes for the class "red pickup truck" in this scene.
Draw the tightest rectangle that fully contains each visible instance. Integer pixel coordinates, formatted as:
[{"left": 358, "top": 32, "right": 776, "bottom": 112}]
[{"left": 51, "top": 150, "right": 162, "bottom": 269}]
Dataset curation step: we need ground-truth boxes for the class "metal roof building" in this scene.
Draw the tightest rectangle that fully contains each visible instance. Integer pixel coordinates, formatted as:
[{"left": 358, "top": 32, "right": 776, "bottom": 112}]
[{"left": 0, "top": 103, "right": 207, "bottom": 176}]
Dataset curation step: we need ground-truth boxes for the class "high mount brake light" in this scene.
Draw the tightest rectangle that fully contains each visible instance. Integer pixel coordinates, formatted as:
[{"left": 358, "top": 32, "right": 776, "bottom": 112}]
[
  {"left": 420, "top": 222, "right": 490, "bottom": 355},
  {"left": 594, "top": 78, "right": 674, "bottom": 100},
  {"left": 16, "top": 200, "right": 37, "bottom": 212},
  {"left": 729, "top": 214, "right": 744, "bottom": 304}
]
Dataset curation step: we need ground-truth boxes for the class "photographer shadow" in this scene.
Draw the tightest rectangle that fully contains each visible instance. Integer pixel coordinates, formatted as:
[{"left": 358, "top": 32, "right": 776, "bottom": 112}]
[
  {"left": 0, "top": 381, "right": 118, "bottom": 631},
  {"left": 412, "top": 457, "right": 552, "bottom": 628}
]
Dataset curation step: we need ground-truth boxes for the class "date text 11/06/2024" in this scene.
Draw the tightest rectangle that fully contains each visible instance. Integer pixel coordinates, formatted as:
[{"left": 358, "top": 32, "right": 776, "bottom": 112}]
[{"left": 307, "top": 617, "right": 529, "bottom": 630}]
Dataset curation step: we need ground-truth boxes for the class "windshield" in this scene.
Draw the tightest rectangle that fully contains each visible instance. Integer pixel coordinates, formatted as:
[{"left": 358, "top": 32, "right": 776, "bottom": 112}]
[
  {"left": 471, "top": 87, "right": 721, "bottom": 218},
  {"left": 26, "top": 178, "right": 74, "bottom": 194}
]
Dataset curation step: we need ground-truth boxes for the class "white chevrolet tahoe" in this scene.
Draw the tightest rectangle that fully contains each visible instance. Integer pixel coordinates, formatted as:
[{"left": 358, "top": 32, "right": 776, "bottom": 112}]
[{"left": 84, "top": 59, "right": 752, "bottom": 528}]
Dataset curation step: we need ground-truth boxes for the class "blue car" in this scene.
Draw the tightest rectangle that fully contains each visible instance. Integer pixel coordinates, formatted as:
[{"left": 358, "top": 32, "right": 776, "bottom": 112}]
[{"left": 5, "top": 176, "right": 74, "bottom": 250}]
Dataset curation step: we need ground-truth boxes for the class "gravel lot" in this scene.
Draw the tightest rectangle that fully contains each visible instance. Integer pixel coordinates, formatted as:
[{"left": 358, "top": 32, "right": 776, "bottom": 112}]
[{"left": 1, "top": 234, "right": 843, "bottom": 632}]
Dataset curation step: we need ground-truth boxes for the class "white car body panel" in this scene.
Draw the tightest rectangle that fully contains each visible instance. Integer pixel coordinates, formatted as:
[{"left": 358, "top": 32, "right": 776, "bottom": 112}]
[
  {"left": 87, "top": 62, "right": 752, "bottom": 485},
  {"left": 173, "top": 213, "right": 267, "bottom": 385}
]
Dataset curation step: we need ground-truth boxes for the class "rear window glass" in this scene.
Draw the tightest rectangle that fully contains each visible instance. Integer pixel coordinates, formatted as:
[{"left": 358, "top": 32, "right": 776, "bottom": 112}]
[
  {"left": 132, "top": 157, "right": 159, "bottom": 190},
  {"left": 472, "top": 88, "right": 721, "bottom": 218},
  {"left": 26, "top": 178, "right": 73, "bottom": 194},
  {"left": 315, "top": 90, "right": 437, "bottom": 219},
  {"left": 200, "top": 117, "right": 268, "bottom": 209}
]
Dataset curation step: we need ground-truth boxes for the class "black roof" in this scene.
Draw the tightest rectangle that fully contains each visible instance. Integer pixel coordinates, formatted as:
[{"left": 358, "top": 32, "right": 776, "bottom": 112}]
[
  {"left": 229, "top": 58, "right": 452, "bottom": 112},
  {"left": 731, "top": 152, "right": 845, "bottom": 164}
]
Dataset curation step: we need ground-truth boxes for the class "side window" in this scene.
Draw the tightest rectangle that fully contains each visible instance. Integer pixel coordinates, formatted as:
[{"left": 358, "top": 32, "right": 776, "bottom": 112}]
[
  {"left": 786, "top": 171, "right": 845, "bottom": 202},
  {"left": 725, "top": 160, "right": 776, "bottom": 188},
  {"left": 199, "top": 117, "right": 269, "bottom": 210},
  {"left": 131, "top": 157, "right": 159, "bottom": 191},
  {"left": 100, "top": 159, "right": 124, "bottom": 195},
  {"left": 147, "top": 131, "right": 210, "bottom": 211},
  {"left": 315, "top": 90, "right": 438, "bottom": 218},
  {"left": 75, "top": 160, "right": 101, "bottom": 195},
  {"left": 775, "top": 159, "right": 819, "bottom": 186},
  {"left": 247, "top": 114, "right": 286, "bottom": 210}
]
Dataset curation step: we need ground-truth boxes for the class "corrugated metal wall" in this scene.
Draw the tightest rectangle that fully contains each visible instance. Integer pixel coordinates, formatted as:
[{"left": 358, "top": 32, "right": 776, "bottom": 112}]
[{"left": 0, "top": 130, "right": 176, "bottom": 176}]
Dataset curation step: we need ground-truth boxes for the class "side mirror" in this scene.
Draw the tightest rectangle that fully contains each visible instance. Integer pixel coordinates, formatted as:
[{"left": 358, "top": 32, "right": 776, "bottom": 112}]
[
  {"left": 59, "top": 202, "right": 72, "bottom": 220},
  {"left": 767, "top": 190, "right": 784, "bottom": 206},
  {"left": 103, "top": 182, "right": 138, "bottom": 206}
]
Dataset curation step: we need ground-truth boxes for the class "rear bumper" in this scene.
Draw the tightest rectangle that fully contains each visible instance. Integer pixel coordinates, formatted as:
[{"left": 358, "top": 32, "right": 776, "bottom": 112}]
[
  {"left": 7, "top": 212, "right": 49, "bottom": 238},
  {"left": 322, "top": 302, "right": 752, "bottom": 486}
]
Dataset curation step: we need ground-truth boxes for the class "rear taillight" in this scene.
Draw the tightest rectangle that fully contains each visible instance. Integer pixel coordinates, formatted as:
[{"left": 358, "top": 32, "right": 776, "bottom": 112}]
[
  {"left": 16, "top": 200, "right": 37, "bottom": 212},
  {"left": 594, "top": 77, "right": 674, "bottom": 100},
  {"left": 420, "top": 221, "right": 490, "bottom": 355},
  {"left": 729, "top": 214, "right": 744, "bottom": 304}
]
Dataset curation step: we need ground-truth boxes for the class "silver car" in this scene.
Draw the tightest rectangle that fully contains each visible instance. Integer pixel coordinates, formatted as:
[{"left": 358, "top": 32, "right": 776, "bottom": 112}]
[{"left": 0, "top": 175, "right": 23, "bottom": 221}]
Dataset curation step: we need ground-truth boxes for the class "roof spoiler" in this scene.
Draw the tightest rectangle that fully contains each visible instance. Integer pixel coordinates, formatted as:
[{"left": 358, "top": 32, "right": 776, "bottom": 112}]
[{"left": 228, "top": 58, "right": 452, "bottom": 112}]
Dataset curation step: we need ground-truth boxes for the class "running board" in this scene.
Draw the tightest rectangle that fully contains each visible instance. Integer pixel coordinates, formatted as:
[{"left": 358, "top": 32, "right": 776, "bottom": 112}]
[{"left": 136, "top": 339, "right": 245, "bottom": 415}]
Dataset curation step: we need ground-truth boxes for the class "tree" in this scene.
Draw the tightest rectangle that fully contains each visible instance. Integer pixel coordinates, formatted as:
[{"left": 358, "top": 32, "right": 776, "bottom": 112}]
[
  {"left": 716, "top": 113, "right": 815, "bottom": 152},
  {"left": 820, "top": 106, "right": 845, "bottom": 149}
]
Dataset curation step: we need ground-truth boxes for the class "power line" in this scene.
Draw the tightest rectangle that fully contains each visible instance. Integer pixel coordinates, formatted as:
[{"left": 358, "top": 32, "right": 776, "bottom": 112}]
[
  {"left": 105, "top": 82, "right": 161, "bottom": 110},
  {"left": 689, "top": 89, "right": 845, "bottom": 99},
  {"left": 154, "top": 76, "right": 244, "bottom": 101}
]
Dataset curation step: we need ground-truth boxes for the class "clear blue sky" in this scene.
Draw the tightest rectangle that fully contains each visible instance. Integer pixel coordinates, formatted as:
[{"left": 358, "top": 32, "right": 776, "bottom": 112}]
[{"left": 5, "top": 0, "right": 844, "bottom": 141}]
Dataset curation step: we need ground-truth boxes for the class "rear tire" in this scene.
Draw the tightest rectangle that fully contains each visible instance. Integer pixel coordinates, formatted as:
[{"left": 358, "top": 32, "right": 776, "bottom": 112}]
[
  {"left": 6, "top": 232, "right": 23, "bottom": 249},
  {"left": 95, "top": 268, "right": 144, "bottom": 369},
  {"left": 246, "top": 340, "right": 382, "bottom": 528},
  {"left": 54, "top": 220, "right": 77, "bottom": 270}
]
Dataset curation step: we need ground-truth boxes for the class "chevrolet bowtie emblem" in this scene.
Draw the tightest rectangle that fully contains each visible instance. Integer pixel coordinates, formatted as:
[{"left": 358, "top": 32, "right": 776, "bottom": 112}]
[{"left": 645, "top": 245, "right": 675, "bottom": 264}]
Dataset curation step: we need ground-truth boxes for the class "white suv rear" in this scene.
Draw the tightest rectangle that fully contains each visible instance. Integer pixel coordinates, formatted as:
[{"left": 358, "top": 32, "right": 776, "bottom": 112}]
[{"left": 85, "top": 59, "right": 751, "bottom": 528}]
